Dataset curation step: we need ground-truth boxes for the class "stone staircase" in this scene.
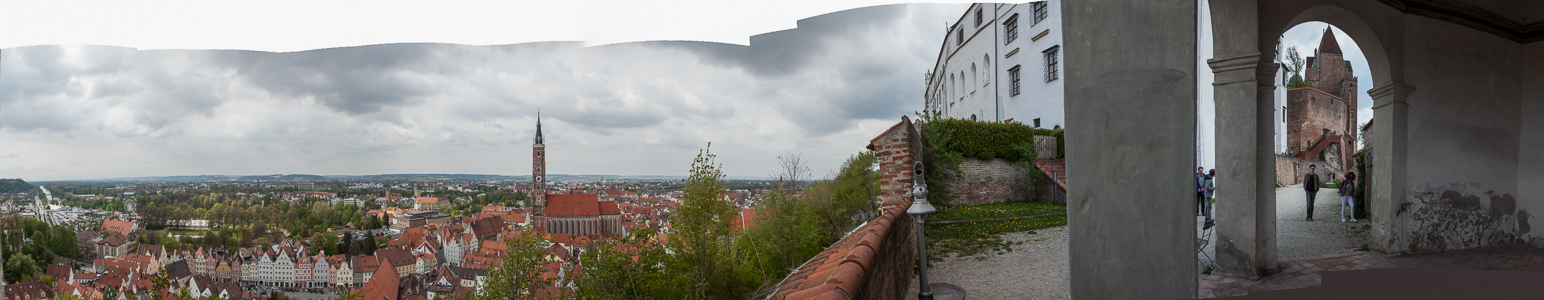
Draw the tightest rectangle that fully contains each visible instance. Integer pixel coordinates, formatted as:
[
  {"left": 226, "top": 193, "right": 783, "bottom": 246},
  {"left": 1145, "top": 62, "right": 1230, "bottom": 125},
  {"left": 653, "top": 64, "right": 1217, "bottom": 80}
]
[{"left": 1033, "top": 159, "right": 1068, "bottom": 192}]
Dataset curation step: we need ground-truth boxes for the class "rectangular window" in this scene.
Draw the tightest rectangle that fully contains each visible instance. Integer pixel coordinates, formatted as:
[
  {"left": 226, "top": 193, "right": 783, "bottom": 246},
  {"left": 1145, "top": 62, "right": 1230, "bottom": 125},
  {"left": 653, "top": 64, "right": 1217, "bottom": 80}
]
[
  {"left": 1032, "top": 2, "right": 1048, "bottom": 25},
  {"left": 975, "top": 8, "right": 983, "bottom": 27},
  {"left": 1009, "top": 65, "right": 1022, "bottom": 96},
  {"left": 1004, "top": 14, "right": 1019, "bottom": 44},
  {"left": 1043, "top": 46, "right": 1060, "bottom": 82},
  {"left": 956, "top": 28, "right": 963, "bottom": 46}
]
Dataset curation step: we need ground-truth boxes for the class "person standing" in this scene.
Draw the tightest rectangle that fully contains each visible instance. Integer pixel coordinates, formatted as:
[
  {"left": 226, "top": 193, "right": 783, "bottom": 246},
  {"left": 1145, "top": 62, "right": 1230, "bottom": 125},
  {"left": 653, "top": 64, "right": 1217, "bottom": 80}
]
[
  {"left": 1304, "top": 164, "right": 1321, "bottom": 221},
  {"left": 1203, "top": 169, "right": 1216, "bottom": 222},
  {"left": 1196, "top": 166, "right": 1208, "bottom": 216},
  {"left": 1340, "top": 171, "right": 1358, "bottom": 223}
]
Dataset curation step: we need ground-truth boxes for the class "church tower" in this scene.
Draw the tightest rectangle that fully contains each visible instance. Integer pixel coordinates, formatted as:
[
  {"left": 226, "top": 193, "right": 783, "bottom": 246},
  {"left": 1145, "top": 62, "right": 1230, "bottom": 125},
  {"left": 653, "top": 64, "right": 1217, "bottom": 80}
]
[{"left": 532, "top": 111, "right": 548, "bottom": 229}]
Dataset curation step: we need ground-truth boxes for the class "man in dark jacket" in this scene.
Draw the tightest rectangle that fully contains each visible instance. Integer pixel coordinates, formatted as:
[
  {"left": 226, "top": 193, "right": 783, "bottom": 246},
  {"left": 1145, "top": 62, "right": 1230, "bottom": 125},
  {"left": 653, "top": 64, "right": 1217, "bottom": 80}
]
[
  {"left": 1196, "top": 166, "right": 1207, "bottom": 216},
  {"left": 1304, "top": 164, "right": 1321, "bottom": 221}
]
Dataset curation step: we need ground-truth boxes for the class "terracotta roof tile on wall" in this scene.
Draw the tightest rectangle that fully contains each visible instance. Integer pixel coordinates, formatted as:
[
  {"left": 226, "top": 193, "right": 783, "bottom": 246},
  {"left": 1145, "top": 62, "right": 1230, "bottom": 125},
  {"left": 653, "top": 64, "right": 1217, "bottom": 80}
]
[{"left": 771, "top": 202, "right": 910, "bottom": 300}]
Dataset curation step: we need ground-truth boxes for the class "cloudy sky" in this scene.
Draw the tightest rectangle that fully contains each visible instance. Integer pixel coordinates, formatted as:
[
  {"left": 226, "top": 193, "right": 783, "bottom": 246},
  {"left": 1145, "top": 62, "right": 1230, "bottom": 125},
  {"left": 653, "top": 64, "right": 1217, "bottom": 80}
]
[
  {"left": 1279, "top": 22, "right": 1375, "bottom": 141},
  {"left": 0, "top": 2, "right": 974, "bottom": 181}
]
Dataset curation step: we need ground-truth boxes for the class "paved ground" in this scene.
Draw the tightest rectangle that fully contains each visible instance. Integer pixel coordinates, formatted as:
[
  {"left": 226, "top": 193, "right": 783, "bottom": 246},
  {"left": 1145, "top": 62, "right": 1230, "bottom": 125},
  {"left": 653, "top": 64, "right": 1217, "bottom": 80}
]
[
  {"left": 1198, "top": 184, "right": 1372, "bottom": 275},
  {"left": 1199, "top": 244, "right": 1544, "bottom": 298},
  {"left": 896, "top": 184, "right": 1368, "bottom": 300},
  {"left": 905, "top": 225, "right": 1070, "bottom": 300}
]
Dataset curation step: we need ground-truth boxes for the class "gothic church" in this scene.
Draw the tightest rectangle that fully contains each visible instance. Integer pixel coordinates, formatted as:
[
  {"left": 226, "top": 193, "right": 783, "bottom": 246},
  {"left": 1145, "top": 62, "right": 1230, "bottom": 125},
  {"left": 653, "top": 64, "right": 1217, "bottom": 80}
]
[{"left": 529, "top": 113, "right": 624, "bottom": 236}]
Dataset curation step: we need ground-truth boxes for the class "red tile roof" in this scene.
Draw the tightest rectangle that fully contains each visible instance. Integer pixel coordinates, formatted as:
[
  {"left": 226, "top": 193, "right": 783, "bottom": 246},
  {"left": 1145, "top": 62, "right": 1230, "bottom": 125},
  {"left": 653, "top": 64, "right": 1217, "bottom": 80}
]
[
  {"left": 598, "top": 201, "right": 620, "bottom": 215},
  {"left": 544, "top": 194, "right": 601, "bottom": 217},
  {"left": 362, "top": 255, "right": 400, "bottom": 300},
  {"left": 99, "top": 219, "right": 135, "bottom": 237},
  {"left": 1318, "top": 26, "right": 1342, "bottom": 54}
]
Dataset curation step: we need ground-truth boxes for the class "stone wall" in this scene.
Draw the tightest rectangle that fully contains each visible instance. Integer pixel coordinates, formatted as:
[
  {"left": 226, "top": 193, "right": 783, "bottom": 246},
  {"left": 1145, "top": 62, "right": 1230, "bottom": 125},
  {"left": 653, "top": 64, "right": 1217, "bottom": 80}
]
[
  {"left": 1273, "top": 155, "right": 1345, "bottom": 187},
  {"left": 771, "top": 116, "right": 921, "bottom": 299},
  {"left": 946, "top": 158, "right": 1033, "bottom": 205}
]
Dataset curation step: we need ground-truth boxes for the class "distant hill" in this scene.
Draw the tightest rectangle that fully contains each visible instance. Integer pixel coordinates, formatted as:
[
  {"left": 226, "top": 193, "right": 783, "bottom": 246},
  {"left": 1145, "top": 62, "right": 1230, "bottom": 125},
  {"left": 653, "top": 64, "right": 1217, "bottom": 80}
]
[
  {"left": 0, "top": 178, "right": 36, "bottom": 193},
  {"left": 331, "top": 174, "right": 520, "bottom": 181},
  {"left": 237, "top": 174, "right": 327, "bottom": 181}
]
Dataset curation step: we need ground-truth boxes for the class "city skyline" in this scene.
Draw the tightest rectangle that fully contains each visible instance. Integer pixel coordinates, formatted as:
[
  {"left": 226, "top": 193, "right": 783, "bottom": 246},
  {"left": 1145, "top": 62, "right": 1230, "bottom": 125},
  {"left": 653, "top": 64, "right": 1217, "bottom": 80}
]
[{"left": 0, "top": 3, "right": 972, "bottom": 181}]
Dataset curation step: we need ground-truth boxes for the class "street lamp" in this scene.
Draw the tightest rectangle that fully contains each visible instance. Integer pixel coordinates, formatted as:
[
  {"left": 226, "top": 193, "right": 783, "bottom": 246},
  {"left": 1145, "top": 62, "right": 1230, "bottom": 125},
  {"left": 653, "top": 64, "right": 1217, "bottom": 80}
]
[{"left": 909, "top": 161, "right": 964, "bottom": 300}]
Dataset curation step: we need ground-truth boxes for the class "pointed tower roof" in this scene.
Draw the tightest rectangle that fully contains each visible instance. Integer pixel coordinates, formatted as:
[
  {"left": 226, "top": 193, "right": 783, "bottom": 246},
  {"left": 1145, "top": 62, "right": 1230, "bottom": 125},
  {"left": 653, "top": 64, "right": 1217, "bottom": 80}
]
[
  {"left": 1318, "top": 26, "right": 1342, "bottom": 54},
  {"left": 534, "top": 109, "right": 545, "bottom": 146}
]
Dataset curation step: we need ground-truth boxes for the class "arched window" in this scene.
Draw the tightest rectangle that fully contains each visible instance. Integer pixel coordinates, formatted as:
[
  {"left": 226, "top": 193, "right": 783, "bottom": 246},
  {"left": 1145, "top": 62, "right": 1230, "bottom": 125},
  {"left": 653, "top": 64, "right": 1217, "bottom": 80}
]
[
  {"left": 971, "top": 114, "right": 977, "bottom": 121},
  {"left": 970, "top": 63, "right": 977, "bottom": 91},
  {"left": 984, "top": 54, "right": 992, "bottom": 85}
]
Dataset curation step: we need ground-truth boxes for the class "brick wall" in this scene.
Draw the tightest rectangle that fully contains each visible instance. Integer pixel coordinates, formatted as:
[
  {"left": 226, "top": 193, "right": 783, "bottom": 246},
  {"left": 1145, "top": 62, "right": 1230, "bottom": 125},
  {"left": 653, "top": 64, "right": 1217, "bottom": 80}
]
[
  {"left": 946, "top": 158, "right": 1033, "bottom": 205},
  {"left": 1286, "top": 88, "right": 1351, "bottom": 154},
  {"left": 1274, "top": 155, "right": 1346, "bottom": 187},
  {"left": 772, "top": 116, "right": 921, "bottom": 299}
]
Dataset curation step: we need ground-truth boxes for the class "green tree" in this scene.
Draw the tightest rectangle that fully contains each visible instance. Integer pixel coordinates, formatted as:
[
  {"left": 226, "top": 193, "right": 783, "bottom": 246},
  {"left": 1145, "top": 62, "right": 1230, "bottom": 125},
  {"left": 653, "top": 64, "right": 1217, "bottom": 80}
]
[
  {"left": 670, "top": 143, "right": 742, "bottom": 299},
  {"left": 739, "top": 189, "right": 820, "bottom": 284},
  {"left": 574, "top": 228, "right": 675, "bottom": 299},
  {"left": 161, "top": 237, "right": 182, "bottom": 251},
  {"left": 831, "top": 151, "right": 881, "bottom": 223},
  {"left": 5, "top": 252, "right": 39, "bottom": 283},
  {"left": 474, "top": 227, "right": 554, "bottom": 300}
]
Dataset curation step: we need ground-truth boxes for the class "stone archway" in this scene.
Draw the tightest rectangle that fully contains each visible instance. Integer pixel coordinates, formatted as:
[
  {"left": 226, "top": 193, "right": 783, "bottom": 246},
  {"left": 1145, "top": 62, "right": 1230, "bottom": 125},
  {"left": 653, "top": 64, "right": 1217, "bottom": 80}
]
[{"left": 1206, "top": 0, "right": 1407, "bottom": 278}]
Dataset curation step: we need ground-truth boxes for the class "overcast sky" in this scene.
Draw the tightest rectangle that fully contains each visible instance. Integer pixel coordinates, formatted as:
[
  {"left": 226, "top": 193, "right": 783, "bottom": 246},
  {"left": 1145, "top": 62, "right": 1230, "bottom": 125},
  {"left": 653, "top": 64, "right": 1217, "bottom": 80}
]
[{"left": 0, "top": 2, "right": 974, "bottom": 181}]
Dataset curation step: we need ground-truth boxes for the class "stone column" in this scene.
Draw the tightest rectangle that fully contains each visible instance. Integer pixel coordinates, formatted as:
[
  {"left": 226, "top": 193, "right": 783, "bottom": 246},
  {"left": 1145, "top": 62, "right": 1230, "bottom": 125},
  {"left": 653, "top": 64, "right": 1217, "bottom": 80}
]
[
  {"left": 1209, "top": 50, "right": 1280, "bottom": 277},
  {"left": 1367, "top": 83, "right": 1414, "bottom": 254},
  {"left": 1064, "top": 0, "right": 1197, "bottom": 298}
]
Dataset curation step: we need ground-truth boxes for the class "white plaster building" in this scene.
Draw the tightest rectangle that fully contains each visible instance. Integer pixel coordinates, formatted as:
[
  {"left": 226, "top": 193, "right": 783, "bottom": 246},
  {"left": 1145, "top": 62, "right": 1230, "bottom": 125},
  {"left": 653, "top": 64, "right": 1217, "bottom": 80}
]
[{"left": 925, "top": 1, "right": 1064, "bottom": 128}]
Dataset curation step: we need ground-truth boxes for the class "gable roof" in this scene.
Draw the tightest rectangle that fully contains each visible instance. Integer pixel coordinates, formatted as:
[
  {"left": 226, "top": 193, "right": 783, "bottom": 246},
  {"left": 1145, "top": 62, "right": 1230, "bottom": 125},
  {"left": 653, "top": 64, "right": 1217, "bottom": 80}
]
[
  {"left": 376, "top": 248, "right": 416, "bottom": 268},
  {"left": 544, "top": 194, "right": 601, "bottom": 217},
  {"left": 598, "top": 201, "right": 621, "bottom": 215},
  {"left": 99, "top": 219, "right": 136, "bottom": 237},
  {"left": 362, "top": 255, "right": 401, "bottom": 300},
  {"left": 1319, "top": 26, "right": 1342, "bottom": 54}
]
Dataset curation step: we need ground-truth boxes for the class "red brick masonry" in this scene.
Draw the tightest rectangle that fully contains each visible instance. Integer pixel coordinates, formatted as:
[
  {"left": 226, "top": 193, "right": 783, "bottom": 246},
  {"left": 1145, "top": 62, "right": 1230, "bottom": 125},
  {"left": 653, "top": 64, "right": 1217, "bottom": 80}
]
[{"left": 771, "top": 117, "right": 922, "bottom": 299}]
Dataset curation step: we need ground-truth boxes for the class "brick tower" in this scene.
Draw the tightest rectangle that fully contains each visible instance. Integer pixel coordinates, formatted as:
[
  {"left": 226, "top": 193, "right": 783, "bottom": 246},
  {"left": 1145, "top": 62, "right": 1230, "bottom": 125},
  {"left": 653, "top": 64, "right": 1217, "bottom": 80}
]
[{"left": 532, "top": 111, "right": 548, "bottom": 229}]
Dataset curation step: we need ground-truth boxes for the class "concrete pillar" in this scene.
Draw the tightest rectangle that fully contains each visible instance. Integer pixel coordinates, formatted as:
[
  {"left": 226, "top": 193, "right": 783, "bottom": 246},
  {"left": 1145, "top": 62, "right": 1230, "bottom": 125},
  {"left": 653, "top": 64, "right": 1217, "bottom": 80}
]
[
  {"left": 1064, "top": 0, "right": 1197, "bottom": 298},
  {"left": 1367, "top": 83, "right": 1414, "bottom": 254},
  {"left": 1206, "top": 0, "right": 1278, "bottom": 278}
]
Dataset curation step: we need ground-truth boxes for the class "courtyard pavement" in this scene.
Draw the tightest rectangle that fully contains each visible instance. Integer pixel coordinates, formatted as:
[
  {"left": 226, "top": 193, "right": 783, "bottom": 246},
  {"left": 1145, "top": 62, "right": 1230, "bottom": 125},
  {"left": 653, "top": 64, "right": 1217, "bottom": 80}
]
[
  {"left": 1198, "top": 244, "right": 1544, "bottom": 298},
  {"left": 1199, "top": 184, "right": 1372, "bottom": 277},
  {"left": 898, "top": 184, "right": 1373, "bottom": 300}
]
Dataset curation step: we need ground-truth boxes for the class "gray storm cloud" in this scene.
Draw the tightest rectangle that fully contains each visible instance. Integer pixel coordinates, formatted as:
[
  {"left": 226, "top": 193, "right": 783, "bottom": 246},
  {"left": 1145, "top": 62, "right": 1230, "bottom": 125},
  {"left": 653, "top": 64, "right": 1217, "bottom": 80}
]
[{"left": 0, "top": 3, "right": 968, "bottom": 180}]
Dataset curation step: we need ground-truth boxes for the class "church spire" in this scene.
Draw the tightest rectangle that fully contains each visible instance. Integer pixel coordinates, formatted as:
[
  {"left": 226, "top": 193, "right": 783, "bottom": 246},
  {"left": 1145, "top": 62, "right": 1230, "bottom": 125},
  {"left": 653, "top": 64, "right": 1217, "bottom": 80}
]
[
  {"left": 1318, "top": 26, "right": 1343, "bottom": 55},
  {"left": 534, "top": 109, "right": 545, "bottom": 146}
]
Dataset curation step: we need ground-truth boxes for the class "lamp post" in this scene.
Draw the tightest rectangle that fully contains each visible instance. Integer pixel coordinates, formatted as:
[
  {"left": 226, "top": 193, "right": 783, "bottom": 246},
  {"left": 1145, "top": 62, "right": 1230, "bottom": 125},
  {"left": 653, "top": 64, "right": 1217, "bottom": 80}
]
[{"left": 910, "top": 162, "right": 965, "bottom": 300}]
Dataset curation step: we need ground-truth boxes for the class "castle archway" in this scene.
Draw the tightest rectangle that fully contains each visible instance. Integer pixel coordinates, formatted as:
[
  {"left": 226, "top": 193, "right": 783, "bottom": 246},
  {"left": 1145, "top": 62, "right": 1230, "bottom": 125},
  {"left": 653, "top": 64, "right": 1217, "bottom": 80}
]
[{"left": 1205, "top": 0, "right": 1404, "bottom": 279}]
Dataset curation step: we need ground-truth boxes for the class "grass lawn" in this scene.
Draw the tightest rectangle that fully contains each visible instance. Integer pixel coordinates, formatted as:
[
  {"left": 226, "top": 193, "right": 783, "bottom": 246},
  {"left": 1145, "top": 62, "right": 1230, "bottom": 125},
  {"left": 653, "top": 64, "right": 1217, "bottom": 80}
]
[{"left": 924, "top": 201, "right": 1067, "bottom": 261}]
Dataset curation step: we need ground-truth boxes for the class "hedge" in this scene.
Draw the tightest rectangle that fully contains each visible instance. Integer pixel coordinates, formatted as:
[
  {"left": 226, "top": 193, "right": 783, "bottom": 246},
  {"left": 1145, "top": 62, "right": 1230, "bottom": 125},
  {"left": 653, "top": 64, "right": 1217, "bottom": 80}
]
[{"left": 932, "top": 118, "right": 1064, "bottom": 160}]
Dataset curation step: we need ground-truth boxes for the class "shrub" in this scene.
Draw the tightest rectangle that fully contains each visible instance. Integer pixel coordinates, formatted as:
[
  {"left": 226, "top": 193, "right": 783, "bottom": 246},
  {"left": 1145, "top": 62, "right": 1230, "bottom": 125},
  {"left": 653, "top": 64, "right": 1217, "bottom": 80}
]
[
  {"left": 917, "top": 111, "right": 1064, "bottom": 205},
  {"left": 931, "top": 118, "right": 1064, "bottom": 160}
]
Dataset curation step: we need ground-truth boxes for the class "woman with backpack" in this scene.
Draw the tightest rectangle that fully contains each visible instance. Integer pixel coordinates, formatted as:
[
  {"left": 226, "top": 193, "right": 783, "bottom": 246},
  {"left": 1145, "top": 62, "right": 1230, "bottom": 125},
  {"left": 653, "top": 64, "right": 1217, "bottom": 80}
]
[{"left": 1339, "top": 171, "right": 1357, "bottom": 223}]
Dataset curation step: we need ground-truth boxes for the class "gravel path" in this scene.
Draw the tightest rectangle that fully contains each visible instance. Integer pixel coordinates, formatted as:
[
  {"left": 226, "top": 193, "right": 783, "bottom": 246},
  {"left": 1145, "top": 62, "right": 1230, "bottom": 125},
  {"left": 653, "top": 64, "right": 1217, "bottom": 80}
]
[
  {"left": 1198, "top": 184, "right": 1373, "bottom": 274},
  {"left": 905, "top": 226, "right": 1070, "bottom": 300}
]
